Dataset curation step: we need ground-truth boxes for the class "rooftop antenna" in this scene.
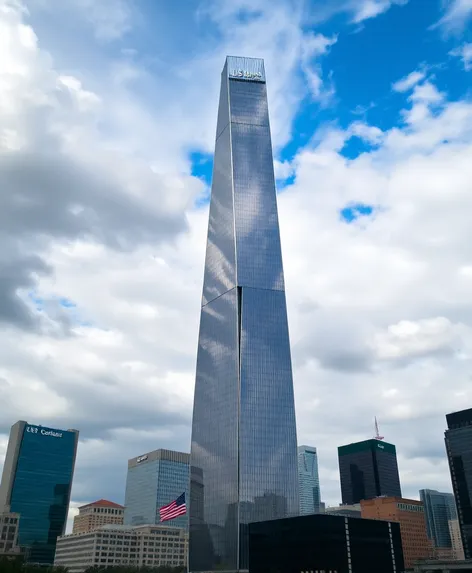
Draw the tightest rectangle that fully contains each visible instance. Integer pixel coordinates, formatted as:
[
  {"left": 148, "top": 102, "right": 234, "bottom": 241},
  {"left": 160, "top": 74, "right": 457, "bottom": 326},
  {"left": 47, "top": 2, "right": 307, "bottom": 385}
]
[{"left": 374, "top": 416, "right": 384, "bottom": 441}]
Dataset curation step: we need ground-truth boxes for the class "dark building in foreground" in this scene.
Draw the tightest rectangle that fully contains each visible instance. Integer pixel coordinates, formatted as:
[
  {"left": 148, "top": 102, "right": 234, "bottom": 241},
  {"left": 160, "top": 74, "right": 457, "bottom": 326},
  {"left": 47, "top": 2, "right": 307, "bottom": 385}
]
[
  {"left": 445, "top": 408, "right": 472, "bottom": 559},
  {"left": 0, "top": 421, "right": 79, "bottom": 564},
  {"left": 338, "top": 439, "right": 402, "bottom": 505},
  {"left": 249, "top": 513, "right": 404, "bottom": 573},
  {"left": 189, "top": 56, "right": 299, "bottom": 572}
]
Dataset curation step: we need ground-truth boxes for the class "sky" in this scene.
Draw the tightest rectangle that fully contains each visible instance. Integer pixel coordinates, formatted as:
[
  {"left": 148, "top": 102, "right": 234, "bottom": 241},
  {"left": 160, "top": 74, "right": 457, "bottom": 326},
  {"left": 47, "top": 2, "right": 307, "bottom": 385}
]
[{"left": 0, "top": 0, "right": 472, "bottom": 530}]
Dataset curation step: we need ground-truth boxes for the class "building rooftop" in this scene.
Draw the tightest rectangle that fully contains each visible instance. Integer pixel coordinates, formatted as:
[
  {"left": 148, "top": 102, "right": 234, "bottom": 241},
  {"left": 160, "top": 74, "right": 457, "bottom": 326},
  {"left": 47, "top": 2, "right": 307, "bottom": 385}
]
[{"left": 79, "top": 499, "right": 124, "bottom": 510}]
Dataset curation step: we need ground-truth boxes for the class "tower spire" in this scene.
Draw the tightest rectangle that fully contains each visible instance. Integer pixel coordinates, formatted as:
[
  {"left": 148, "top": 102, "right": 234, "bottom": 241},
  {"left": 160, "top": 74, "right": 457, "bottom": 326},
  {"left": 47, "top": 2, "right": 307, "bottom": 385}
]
[{"left": 374, "top": 416, "right": 384, "bottom": 441}]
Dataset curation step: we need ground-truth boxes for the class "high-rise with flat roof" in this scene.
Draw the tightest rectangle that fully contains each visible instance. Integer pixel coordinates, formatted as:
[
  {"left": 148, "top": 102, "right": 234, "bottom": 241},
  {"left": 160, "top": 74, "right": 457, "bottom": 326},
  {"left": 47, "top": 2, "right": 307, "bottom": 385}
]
[
  {"left": 73, "top": 499, "right": 124, "bottom": 534},
  {"left": 0, "top": 420, "right": 79, "bottom": 565},
  {"left": 189, "top": 56, "right": 299, "bottom": 572},
  {"left": 338, "top": 438, "right": 402, "bottom": 504},
  {"left": 298, "top": 446, "right": 321, "bottom": 515},
  {"left": 420, "top": 488, "right": 457, "bottom": 556},
  {"left": 124, "top": 449, "right": 189, "bottom": 529},
  {"left": 445, "top": 407, "right": 472, "bottom": 559}
]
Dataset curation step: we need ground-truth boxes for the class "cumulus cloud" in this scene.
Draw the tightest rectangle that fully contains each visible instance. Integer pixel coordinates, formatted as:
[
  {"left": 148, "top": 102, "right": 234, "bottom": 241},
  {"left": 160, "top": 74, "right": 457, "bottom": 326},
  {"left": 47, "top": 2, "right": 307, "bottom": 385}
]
[
  {"left": 434, "top": 0, "right": 472, "bottom": 33},
  {"left": 450, "top": 42, "right": 472, "bottom": 70},
  {"left": 0, "top": 0, "right": 470, "bottom": 515}
]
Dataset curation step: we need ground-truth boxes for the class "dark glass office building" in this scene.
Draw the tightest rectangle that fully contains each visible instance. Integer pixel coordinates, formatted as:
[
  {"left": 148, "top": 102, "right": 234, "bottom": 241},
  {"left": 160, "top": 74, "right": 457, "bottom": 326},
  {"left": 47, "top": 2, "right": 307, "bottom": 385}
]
[
  {"left": 249, "top": 513, "right": 405, "bottom": 573},
  {"left": 0, "top": 420, "right": 79, "bottom": 564},
  {"left": 420, "top": 488, "right": 457, "bottom": 550},
  {"left": 189, "top": 56, "right": 299, "bottom": 572},
  {"left": 445, "top": 408, "right": 472, "bottom": 559},
  {"left": 338, "top": 439, "right": 402, "bottom": 504}
]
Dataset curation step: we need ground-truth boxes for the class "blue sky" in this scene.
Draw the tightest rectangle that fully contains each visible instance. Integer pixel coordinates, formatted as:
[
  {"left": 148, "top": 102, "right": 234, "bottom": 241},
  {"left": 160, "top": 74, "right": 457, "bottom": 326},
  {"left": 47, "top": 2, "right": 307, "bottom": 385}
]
[{"left": 2, "top": 0, "right": 472, "bottom": 519}]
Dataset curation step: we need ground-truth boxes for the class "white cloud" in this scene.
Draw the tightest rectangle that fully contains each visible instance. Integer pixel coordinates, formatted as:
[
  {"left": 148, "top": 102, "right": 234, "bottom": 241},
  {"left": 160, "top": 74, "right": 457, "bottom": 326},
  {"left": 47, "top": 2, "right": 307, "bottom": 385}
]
[
  {"left": 351, "top": 0, "right": 408, "bottom": 23},
  {"left": 450, "top": 42, "right": 472, "bottom": 70},
  {"left": 392, "top": 70, "right": 426, "bottom": 92},
  {"left": 435, "top": 0, "right": 472, "bottom": 33},
  {"left": 0, "top": 0, "right": 470, "bottom": 512}
]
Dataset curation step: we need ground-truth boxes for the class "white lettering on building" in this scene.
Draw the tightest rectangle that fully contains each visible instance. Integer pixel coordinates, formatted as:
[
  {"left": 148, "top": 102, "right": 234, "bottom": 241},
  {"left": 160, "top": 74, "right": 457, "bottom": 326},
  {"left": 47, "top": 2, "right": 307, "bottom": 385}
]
[
  {"left": 26, "top": 426, "right": 62, "bottom": 438},
  {"left": 229, "top": 69, "right": 262, "bottom": 80},
  {"left": 137, "top": 455, "right": 148, "bottom": 464}
]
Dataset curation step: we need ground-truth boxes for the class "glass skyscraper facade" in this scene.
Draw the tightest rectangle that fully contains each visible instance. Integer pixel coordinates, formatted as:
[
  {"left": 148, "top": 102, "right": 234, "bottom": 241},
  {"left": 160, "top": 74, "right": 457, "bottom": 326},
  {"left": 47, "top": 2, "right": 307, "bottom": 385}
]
[
  {"left": 445, "top": 408, "right": 472, "bottom": 559},
  {"left": 0, "top": 420, "right": 79, "bottom": 564},
  {"left": 338, "top": 439, "right": 402, "bottom": 505},
  {"left": 298, "top": 446, "right": 321, "bottom": 515},
  {"left": 189, "top": 56, "right": 299, "bottom": 572},
  {"left": 420, "top": 488, "right": 457, "bottom": 550},
  {"left": 124, "top": 449, "right": 189, "bottom": 530}
]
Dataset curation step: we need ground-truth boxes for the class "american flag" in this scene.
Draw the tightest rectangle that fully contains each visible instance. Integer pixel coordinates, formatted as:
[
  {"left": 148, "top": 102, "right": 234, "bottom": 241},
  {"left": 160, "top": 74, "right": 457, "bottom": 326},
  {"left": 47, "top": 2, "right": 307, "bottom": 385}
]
[{"left": 159, "top": 492, "right": 187, "bottom": 522}]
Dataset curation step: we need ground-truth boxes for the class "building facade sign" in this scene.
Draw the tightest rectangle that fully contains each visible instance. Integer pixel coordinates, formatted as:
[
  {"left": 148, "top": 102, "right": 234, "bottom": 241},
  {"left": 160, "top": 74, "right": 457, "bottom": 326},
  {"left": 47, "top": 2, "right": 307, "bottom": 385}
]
[
  {"left": 26, "top": 426, "right": 63, "bottom": 438},
  {"left": 229, "top": 69, "right": 263, "bottom": 80}
]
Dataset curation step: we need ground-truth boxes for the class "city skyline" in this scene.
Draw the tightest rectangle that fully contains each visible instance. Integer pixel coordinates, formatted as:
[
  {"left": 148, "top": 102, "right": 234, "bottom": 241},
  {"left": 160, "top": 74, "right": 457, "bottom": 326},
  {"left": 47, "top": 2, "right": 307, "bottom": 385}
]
[{"left": 0, "top": 0, "right": 471, "bottom": 529}]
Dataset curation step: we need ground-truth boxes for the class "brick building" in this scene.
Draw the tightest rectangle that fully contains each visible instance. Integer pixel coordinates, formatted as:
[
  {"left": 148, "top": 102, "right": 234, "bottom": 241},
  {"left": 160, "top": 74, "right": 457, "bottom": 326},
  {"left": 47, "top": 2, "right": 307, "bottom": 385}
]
[
  {"left": 73, "top": 499, "right": 124, "bottom": 534},
  {"left": 361, "top": 496, "right": 433, "bottom": 568}
]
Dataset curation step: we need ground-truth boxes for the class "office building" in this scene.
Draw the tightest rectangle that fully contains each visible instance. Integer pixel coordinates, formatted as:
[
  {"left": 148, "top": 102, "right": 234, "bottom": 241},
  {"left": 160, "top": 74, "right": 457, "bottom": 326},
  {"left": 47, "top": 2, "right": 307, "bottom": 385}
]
[
  {"left": 124, "top": 449, "right": 189, "bottom": 529},
  {"left": 449, "top": 519, "right": 465, "bottom": 561},
  {"left": 73, "top": 499, "right": 124, "bottom": 534},
  {"left": 324, "top": 503, "right": 362, "bottom": 518},
  {"left": 249, "top": 513, "right": 404, "bottom": 573},
  {"left": 298, "top": 445, "right": 321, "bottom": 515},
  {"left": 0, "top": 421, "right": 79, "bottom": 564},
  {"left": 361, "top": 496, "right": 433, "bottom": 568},
  {"left": 0, "top": 512, "right": 21, "bottom": 556},
  {"left": 54, "top": 524, "right": 188, "bottom": 573},
  {"left": 446, "top": 408, "right": 472, "bottom": 559},
  {"left": 189, "top": 56, "right": 299, "bottom": 572},
  {"left": 338, "top": 438, "right": 402, "bottom": 504},
  {"left": 420, "top": 489, "right": 457, "bottom": 556}
]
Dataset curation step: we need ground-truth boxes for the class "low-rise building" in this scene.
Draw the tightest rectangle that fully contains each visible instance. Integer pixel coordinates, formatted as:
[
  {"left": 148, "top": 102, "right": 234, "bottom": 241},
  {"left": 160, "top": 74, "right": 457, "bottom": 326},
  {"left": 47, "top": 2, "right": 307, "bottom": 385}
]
[
  {"left": 450, "top": 519, "right": 466, "bottom": 561},
  {"left": 361, "top": 496, "right": 433, "bottom": 569},
  {"left": 54, "top": 524, "right": 187, "bottom": 573},
  {"left": 324, "top": 503, "right": 362, "bottom": 518},
  {"left": 72, "top": 499, "right": 124, "bottom": 534},
  {"left": 0, "top": 512, "right": 20, "bottom": 556}
]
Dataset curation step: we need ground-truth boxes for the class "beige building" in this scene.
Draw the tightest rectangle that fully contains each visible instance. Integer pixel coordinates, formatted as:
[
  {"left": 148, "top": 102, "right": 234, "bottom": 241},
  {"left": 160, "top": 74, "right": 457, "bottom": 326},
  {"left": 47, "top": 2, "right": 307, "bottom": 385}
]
[
  {"left": 0, "top": 512, "right": 21, "bottom": 556},
  {"left": 72, "top": 499, "right": 124, "bottom": 534},
  {"left": 55, "top": 524, "right": 188, "bottom": 573},
  {"left": 449, "top": 519, "right": 465, "bottom": 560}
]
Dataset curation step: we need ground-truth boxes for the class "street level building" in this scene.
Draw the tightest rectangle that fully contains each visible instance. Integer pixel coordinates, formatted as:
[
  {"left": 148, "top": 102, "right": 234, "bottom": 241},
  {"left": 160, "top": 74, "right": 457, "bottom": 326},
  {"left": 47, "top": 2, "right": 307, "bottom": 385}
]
[
  {"left": 420, "top": 489, "right": 457, "bottom": 558},
  {"left": 189, "top": 56, "right": 299, "bottom": 572},
  {"left": 324, "top": 503, "right": 362, "bottom": 518},
  {"left": 54, "top": 524, "right": 188, "bottom": 573},
  {"left": 0, "top": 512, "right": 21, "bottom": 556},
  {"left": 298, "top": 445, "right": 321, "bottom": 515},
  {"left": 445, "top": 408, "right": 472, "bottom": 559},
  {"left": 124, "top": 449, "right": 189, "bottom": 529},
  {"left": 73, "top": 499, "right": 124, "bottom": 534},
  {"left": 413, "top": 559, "right": 472, "bottom": 572},
  {"left": 0, "top": 421, "right": 79, "bottom": 565},
  {"left": 450, "top": 519, "right": 466, "bottom": 561},
  {"left": 249, "top": 513, "right": 404, "bottom": 573},
  {"left": 361, "top": 496, "right": 433, "bottom": 568},
  {"left": 338, "top": 438, "right": 402, "bottom": 504}
]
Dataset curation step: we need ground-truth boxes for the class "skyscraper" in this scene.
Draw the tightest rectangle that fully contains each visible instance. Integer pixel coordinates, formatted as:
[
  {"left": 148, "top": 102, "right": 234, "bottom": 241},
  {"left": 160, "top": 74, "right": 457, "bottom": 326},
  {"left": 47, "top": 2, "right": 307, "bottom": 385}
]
[
  {"left": 189, "top": 56, "right": 299, "bottom": 573},
  {"left": 338, "top": 439, "right": 401, "bottom": 505},
  {"left": 445, "top": 407, "right": 472, "bottom": 559},
  {"left": 298, "top": 445, "right": 321, "bottom": 515},
  {"left": 420, "top": 489, "right": 457, "bottom": 553},
  {"left": 124, "top": 449, "right": 189, "bottom": 529},
  {"left": 0, "top": 421, "right": 79, "bottom": 564}
]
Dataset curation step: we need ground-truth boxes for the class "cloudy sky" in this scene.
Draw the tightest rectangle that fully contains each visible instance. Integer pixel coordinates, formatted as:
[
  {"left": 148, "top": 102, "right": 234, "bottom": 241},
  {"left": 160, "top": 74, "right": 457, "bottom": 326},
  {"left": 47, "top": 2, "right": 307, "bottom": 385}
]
[{"left": 1, "top": 0, "right": 472, "bottom": 529}]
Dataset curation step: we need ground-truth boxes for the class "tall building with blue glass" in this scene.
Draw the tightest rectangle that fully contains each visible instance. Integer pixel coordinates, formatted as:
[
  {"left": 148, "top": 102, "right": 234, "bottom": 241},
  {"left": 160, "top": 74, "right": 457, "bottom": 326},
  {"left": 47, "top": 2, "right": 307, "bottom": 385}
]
[
  {"left": 420, "top": 488, "right": 457, "bottom": 550},
  {"left": 189, "top": 56, "right": 299, "bottom": 573},
  {"left": 298, "top": 446, "right": 321, "bottom": 515},
  {"left": 124, "top": 449, "right": 189, "bottom": 529},
  {"left": 0, "top": 420, "right": 79, "bottom": 565}
]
